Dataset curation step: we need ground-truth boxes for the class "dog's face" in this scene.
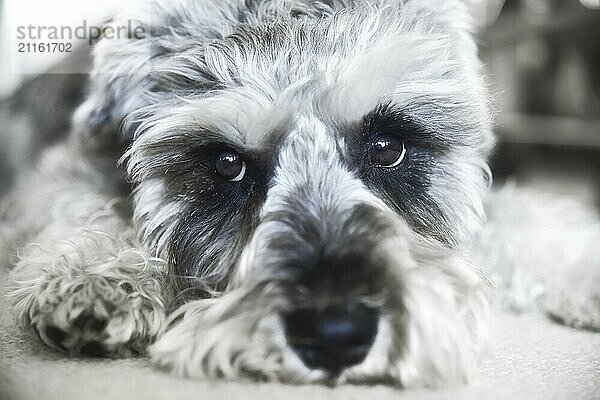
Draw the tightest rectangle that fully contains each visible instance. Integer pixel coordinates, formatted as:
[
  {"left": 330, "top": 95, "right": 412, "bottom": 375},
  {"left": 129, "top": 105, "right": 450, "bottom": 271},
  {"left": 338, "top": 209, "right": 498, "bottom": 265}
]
[{"left": 77, "top": 0, "right": 493, "bottom": 387}]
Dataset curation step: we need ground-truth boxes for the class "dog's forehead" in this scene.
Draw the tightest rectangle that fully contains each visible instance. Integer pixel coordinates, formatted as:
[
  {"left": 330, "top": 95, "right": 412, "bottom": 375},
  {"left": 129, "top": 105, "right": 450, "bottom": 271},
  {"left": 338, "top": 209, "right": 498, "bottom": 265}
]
[{"left": 159, "top": 21, "right": 473, "bottom": 152}]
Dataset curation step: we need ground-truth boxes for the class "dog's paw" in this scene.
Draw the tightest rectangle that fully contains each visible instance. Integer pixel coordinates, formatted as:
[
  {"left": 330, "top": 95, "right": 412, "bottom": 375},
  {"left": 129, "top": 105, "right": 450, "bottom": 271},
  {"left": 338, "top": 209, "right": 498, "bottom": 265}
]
[
  {"left": 11, "top": 274, "right": 165, "bottom": 357},
  {"left": 541, "top": 279, "right": 600, "bottom": 332}
]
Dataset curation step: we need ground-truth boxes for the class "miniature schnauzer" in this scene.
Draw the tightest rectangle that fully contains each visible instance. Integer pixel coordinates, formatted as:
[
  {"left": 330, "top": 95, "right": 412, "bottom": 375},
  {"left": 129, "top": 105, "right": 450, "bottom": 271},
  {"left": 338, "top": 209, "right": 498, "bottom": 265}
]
[{"left": 2, "top": 0, "right": 599, "bottom": 388}]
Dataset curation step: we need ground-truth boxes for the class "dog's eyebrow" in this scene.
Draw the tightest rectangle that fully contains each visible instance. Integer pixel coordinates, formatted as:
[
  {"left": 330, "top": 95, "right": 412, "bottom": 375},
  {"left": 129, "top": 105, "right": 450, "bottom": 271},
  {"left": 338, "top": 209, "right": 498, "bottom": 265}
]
[
  {"left": 131, "top": 122, "right": 275, "bottom": 158},
  {"left": 149, "top": 58, "right": 228, "bottom": 95},
  {"left": 361, "top": 103, "right": 452, "bottom": 152},
  {"left": 161, "top": 126, "right": 276, "bottom": 159},
  {"left": 128, "top": 84, "right": 289, "bottom": 153}
]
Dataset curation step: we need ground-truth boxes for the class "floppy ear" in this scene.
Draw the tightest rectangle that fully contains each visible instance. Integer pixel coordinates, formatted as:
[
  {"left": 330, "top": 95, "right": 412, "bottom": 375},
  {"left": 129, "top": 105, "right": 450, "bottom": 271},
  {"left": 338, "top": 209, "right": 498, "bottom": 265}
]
[
  {"left": 72, "top": 0, "right": 243, "bottom": 143},
  {"left": 405, "top": 0, "right": 486, "bottom": 33},
  {"left": 72, "top": 26, "right": 155, "bottom": 143},
  {"left": 398, "top": 0, "right": 488, "bottom": 71}
]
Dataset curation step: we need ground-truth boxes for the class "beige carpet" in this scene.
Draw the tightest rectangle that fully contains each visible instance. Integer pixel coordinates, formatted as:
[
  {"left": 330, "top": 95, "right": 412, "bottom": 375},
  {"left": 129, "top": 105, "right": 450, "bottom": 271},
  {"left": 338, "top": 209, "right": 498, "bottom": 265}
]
[{"left": 1, "top": 274, "right": 599, "bottom": 400}]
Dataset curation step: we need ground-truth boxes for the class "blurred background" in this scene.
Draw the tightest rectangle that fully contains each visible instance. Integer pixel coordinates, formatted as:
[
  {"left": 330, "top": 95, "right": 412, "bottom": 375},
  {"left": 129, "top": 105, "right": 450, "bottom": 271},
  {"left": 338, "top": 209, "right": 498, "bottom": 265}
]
[
  {"left": 481, "top": 0, "right": 600, "bottom": 209},
  {"left": 0, "top": 0, "right": 599, "bottom": 207}
]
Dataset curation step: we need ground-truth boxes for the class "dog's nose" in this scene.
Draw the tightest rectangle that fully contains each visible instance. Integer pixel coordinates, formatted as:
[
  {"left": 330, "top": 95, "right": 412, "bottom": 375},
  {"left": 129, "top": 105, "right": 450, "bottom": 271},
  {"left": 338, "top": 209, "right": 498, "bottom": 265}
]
[{"left": 283, "top": 303, "right": 379, "bottom": 375}]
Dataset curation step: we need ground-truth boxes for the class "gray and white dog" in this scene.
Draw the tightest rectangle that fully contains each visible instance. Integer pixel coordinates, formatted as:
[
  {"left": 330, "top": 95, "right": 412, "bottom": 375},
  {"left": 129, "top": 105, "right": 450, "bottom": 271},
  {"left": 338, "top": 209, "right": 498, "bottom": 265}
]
[{"left": 1, "top": 0, "right": 599, "bottom": 388}]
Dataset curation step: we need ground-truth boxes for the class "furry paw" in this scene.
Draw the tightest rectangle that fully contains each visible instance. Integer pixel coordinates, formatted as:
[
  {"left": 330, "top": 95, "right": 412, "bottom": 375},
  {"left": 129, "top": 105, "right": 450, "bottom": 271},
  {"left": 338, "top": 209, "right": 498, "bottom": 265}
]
[
  {"left": 542, "top": 279, "right": 600, "bottom": 332},
  {"left": 11, "top": 274, "right": 165, "bottom": 357}
]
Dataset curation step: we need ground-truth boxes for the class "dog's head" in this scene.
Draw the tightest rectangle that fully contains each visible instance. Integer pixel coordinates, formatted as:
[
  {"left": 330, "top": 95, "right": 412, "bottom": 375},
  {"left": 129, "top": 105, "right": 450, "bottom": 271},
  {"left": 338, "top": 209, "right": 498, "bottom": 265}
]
[{"left": 76, "top": 0, "right": 493, "bottom": 387}]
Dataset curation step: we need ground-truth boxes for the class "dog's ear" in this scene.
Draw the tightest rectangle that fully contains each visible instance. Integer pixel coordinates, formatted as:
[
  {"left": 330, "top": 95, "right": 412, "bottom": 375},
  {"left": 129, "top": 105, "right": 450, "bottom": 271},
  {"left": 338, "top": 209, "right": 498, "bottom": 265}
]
[
  {"left": 404, "top": 0, "right": 484, "bottom": 33},
  {"left": 399, "top": 0, "right": 487, "bottom": 65},
  {"left": 72, "top": 25, "right": 154, "bottom": 143},
  {"left": 72, "top": 1, "right": 243, "bottom": 143}
]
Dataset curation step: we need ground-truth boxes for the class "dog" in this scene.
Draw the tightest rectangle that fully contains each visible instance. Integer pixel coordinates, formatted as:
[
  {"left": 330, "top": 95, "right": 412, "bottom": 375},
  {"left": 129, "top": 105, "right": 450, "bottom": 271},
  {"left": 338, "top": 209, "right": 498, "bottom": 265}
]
[{"left": 1, "top": 0, "right": 599, "bottom": 388}]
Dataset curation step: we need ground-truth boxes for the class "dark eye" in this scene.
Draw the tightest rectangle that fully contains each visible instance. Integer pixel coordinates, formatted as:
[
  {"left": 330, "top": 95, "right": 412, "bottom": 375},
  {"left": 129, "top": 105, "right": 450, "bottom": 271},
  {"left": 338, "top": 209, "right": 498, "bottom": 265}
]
[
  {"left": 215, "top": 151, "right": 246, "bottom": 181},
  {"left": 368, "top": 134, "right": 406, "bottom": 168}
]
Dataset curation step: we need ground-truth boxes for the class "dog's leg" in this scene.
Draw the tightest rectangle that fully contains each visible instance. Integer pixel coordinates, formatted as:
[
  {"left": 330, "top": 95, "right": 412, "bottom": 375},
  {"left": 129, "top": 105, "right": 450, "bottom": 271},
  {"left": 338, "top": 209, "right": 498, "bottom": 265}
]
[
  {"left": 4, "top": 144, "right": 166, "bottom": 356},
  {"left": 474, "top": 185, "right": 600, "bottom": 331}
]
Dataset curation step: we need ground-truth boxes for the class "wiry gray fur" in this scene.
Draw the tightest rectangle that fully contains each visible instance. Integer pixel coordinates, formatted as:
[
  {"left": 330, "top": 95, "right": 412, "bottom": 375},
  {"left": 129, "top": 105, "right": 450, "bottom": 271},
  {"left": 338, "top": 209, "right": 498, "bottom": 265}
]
[{"left": 1, "top": 0, "right": 598, "bottom": 389}]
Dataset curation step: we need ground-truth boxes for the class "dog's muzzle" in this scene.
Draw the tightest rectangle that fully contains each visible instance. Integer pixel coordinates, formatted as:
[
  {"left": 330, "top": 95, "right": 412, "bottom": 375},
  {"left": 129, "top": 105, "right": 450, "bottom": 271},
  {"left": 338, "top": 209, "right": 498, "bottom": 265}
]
[
  {"left": 249, "top": 200, "right": 399, "bottom": 375},
  {"left": 283, "top": 302, "right": 379, "bottom": 375}
]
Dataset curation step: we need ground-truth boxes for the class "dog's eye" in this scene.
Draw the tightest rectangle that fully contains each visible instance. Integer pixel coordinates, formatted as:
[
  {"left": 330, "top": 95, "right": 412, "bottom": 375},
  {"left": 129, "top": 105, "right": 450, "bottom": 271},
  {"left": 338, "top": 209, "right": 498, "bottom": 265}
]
[
  {"left": 368, "top": 134, "right": 406, "bottom": 168},
  {"left": 215, "top": 151, "right": 246, "bottom": 181}
]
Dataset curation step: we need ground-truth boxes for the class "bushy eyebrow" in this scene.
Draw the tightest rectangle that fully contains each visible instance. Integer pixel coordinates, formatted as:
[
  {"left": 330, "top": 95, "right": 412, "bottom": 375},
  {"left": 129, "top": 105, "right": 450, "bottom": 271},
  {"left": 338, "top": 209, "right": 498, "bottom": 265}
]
[
  {"left": 149, "top": 55, "right": 228, "bottom": 95},
  {"left": 361, "top": 102, "right": 452, "bottom": 153}
]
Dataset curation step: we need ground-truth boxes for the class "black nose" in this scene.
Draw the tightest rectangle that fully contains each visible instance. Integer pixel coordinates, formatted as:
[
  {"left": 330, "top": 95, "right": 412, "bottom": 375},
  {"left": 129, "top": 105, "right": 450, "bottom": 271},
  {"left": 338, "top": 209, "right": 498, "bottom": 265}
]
[{"left": 283, "top": 303, "right": 379, "bottom": 375}]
